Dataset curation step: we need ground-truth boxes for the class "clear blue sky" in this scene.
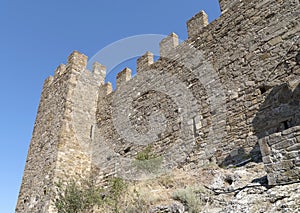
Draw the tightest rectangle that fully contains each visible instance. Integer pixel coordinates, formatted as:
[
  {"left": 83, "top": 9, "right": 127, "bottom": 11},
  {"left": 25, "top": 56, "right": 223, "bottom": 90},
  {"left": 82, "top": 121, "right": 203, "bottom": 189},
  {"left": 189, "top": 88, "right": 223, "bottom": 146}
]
[{"left": 0, "top": 1, "right": 220, "bottom": 212}]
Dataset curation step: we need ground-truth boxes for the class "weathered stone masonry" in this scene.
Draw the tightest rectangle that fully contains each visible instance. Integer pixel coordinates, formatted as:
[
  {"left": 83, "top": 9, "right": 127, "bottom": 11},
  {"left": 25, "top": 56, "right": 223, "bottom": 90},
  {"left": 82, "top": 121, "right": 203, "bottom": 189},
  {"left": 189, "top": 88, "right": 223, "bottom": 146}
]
[
  {"left": 260, "top": 126, "right": 300, "bottom": 186},
  {"left": 257, "top": 82, "right": 300, "bottom": 185},
  {"left": 16, "top": 52, "right": 103, "bottom": 212},
  {"left": 17, "top": 0, "right": 300, "bottom": 212}
]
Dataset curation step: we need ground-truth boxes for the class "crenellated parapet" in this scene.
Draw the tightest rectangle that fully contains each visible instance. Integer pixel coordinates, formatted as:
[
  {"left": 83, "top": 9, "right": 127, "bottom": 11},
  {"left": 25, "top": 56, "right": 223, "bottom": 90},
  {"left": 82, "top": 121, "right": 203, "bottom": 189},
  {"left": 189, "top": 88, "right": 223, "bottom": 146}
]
[
  {"left": 137, "top": 51, "right": 154, "bottom": 73},
  {"left": 187, "top": 10, "right": 208, "bottom": 38},
  {"left": 160, "top": 33, "right": 179, "bottom": 57},
  {"left": 116, "top": 67, "right": 132, "bottom": 88},
  {"left": 92, "top": 62, "right": 106, "bottom": 84},
  {"left": 99, "top": 82, "right": 113, "bottom": 96},
  {"left": 54, "top": 64, "right": 66, "bottom": 78},
  {"left": 44, "top": 76, "right": 54, "bottom": 88},
  {"left": 66, "top": 50, "right": 88, "bottom": 73},
  {"left": 43, "top": 51, "right": 107, "bottom": 91}
]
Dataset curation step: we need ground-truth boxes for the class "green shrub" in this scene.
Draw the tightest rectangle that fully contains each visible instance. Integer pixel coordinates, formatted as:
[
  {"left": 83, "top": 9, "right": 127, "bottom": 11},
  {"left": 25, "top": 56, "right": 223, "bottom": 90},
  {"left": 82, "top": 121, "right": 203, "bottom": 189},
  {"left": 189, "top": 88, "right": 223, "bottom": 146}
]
[
  {"left": 172, "top": 187, "right": 202, "bottom": 213},
  {"left": 133, "top": 156, "right": 163, "bottom": 174},
  {"left": 135, "top": 145, "right": 156, "bottom": 161},
  {"left": 124, "top": 188, "right": 150, "bottom": 213},
  {"left": 53, "top": 177, "right": 128, "bottom": 213},
  {"left": 105, "top": 177, "right": 127, "bottom": 213},
  {"left": 53, "top": 179, "right": 103, "bottom": 213},
  {"left": 134, "top": 145, "right": 163, "bottom": 174}
]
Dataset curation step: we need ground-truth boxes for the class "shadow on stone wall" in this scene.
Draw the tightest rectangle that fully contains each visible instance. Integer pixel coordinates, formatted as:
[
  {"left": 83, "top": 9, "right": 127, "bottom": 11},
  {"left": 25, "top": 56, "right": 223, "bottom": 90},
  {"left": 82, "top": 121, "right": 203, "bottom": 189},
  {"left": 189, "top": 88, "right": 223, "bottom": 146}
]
[
  {"left": 220, "top": 144, "right": 262, "bottom": 168},
  {"left": 220, "top": 82, "right": 300, "bottom": 167},
  {"left": 253, "top": 82, "right": 300, "bottom": 139}
]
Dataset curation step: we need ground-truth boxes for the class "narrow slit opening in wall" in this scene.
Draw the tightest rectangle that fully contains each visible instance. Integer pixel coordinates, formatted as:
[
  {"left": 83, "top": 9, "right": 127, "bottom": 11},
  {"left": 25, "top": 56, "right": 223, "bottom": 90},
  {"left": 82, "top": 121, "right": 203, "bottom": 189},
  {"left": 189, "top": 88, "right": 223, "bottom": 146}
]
[
  {"left": 277, "top": 119, "right": 292, "bottom": 132},
  {"left": 90, "top": 125, "right": 95, "bottom": 140},
  {"left": 192, "top": 117, "right": 199, "bottom": 138},
  {"left": 282, "top": 120, "right": 290, "bottom": 130}
]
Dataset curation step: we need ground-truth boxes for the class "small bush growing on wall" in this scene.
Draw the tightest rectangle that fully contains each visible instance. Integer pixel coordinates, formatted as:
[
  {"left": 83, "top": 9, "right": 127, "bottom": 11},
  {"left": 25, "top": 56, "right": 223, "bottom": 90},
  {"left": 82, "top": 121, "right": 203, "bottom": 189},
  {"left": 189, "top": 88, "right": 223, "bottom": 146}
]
[
  {"left": 134, "top": 145, "right": 163, "bottom": 174},
  {"left": 135, "top": 145, "right": 156, "bottom": 161}
]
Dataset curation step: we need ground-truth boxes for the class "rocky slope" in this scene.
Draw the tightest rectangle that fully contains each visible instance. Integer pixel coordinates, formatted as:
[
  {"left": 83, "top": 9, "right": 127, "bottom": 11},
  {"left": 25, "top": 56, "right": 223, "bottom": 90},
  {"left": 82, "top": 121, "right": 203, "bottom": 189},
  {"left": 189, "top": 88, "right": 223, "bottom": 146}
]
[{"left": 124, "top": 162, "right": 300, "bottom": 213}]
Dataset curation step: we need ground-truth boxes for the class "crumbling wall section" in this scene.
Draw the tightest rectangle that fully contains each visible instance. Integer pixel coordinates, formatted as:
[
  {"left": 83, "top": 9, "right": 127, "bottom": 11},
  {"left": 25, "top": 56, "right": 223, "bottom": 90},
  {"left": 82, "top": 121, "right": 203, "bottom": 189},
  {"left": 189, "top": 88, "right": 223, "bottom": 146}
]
[{"left": 259, "top": 126, "right": 300, "bottom": 185}]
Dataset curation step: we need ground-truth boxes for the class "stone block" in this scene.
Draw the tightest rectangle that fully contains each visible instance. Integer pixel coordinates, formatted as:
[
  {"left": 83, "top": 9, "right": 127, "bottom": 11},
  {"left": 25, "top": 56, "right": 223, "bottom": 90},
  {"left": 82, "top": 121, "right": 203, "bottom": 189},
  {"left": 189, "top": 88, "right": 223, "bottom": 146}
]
[
  {"left": 259, "top": 137, "right": 271, "bottom": 157},
  {"left": 294, "top": 159, "right": 300, "bottom": 166},
  {"left": 268, "top": 36, "right": 283, "bottom": 46},
  {"left": 268, "top": 132, "right": 282, "bottom": 145},
  {"left": 273, "top": 138, "right": 297, "bottom": 151},
  {"left": 262, "top": 156, "right": 273, "bottom": 164},
  {"left": 287, "top": 143, "right": 300, "bottom": 152}
]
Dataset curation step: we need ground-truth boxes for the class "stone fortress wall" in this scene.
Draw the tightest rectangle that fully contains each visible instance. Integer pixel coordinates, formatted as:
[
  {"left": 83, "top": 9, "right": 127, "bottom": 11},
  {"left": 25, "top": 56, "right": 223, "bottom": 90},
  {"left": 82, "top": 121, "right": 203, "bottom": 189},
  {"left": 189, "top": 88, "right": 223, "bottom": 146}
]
[{"left": 16, "top": 0, "right": 300, "bottom": 212}]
